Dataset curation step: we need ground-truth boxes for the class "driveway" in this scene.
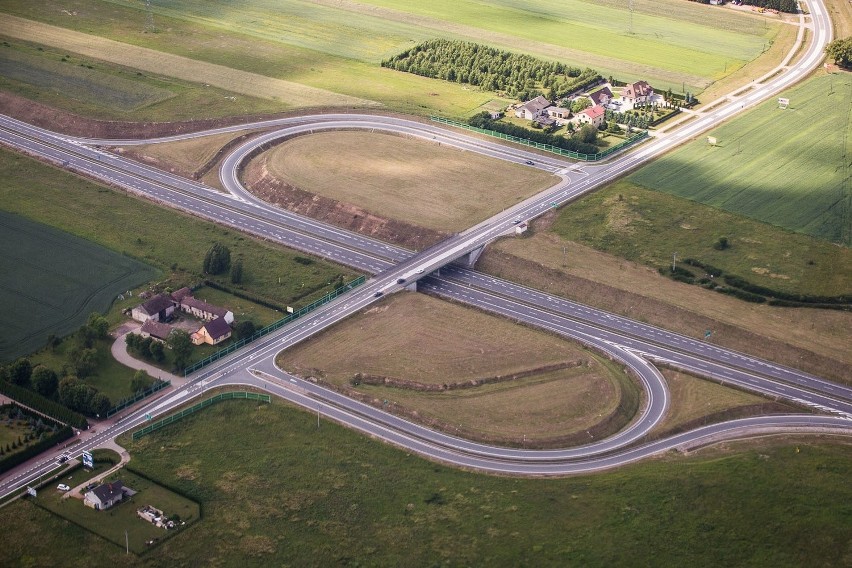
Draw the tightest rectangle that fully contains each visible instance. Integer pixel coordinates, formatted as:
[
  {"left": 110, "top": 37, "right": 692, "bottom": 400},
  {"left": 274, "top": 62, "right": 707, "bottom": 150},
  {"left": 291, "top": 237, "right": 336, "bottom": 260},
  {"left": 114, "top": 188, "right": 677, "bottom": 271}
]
[{"left": 111, "top": 323, "right": 185, "bottom": 387}]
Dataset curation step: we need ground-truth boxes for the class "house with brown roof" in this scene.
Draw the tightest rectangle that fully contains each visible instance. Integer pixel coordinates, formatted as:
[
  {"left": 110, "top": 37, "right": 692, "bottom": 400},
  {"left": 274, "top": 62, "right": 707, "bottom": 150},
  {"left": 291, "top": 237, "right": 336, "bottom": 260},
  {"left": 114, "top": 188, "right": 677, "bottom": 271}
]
[
  {"left": 514, "top": 95, "right": 551, "bottom": 120},
  {"left": 170, "top": 287, "right": 193, "bottom": 303},
  {"left": 191, "top": 316, "right": 232, "bottom": 346},
  {"left": 131, "top": 294, "right": 176, "bottom": 323},
  {"left": 576, "top": 105, "right": 606, "bottom": 128},
  {"left": 140, "top": 320, "right": 173, "bottom": 342},
  {"left": 589, "top": 86, "right": 613, "bottom": 107},
  {"left": 179, "top": 297, "right": 234, "bottom": 325},
  {"left": 84, "top": 480, "right": 125, "bottom": 510},
  {"left": 621, "top": 81, "right": 654, "bottom": 105}
]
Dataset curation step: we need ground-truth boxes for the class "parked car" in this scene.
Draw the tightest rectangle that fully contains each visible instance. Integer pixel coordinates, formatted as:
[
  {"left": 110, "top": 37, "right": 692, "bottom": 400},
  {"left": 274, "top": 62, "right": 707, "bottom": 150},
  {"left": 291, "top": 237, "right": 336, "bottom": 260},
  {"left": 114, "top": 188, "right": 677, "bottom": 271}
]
[{"left": 57, "top": 484, "right": 70, "bottom": 491}]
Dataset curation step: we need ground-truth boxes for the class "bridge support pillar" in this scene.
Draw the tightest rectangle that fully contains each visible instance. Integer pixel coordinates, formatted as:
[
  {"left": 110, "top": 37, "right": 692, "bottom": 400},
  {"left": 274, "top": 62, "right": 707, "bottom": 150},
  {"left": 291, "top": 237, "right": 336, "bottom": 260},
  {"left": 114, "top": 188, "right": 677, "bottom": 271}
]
[{"left": 451, "top": 245, "right": 486, "bottom": 269}]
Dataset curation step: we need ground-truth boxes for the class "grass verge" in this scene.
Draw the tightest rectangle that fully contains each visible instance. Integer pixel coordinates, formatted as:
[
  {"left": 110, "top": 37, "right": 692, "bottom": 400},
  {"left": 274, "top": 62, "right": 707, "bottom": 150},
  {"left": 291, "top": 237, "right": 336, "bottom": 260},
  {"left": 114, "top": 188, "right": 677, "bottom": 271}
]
[{"left": 3, "top": 400, "right": 851, "bottom": 565}]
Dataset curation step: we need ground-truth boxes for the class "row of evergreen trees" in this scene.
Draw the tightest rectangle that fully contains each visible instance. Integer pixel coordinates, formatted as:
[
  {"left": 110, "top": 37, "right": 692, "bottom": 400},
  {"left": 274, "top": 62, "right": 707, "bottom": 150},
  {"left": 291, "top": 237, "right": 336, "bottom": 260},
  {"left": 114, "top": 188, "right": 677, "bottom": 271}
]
[
  {"left": 381, "top": 39, "right": 601, "bottom": 100},
  {"left": 468, "top": 112, "right": 600, "bottom": 155}
]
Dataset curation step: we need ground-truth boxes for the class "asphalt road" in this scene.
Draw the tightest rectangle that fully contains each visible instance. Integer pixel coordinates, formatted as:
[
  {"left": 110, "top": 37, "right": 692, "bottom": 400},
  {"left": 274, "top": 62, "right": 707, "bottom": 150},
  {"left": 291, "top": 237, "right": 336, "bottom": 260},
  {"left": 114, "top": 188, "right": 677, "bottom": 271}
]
[{"left": 0, "top": 0, "right": 846, "bottom": 490}]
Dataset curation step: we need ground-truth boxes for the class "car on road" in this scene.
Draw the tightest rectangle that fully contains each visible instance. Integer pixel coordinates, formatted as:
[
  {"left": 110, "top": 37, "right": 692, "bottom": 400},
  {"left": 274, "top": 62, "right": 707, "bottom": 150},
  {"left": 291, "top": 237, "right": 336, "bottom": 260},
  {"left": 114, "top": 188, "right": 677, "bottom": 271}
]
[
  {"left": 57, "top": 484, "right": 70, "bottom": 491},
  {"left": 525, "top": 160, "right": 534, "bottom": 165},
  {"left": 397, "top": 278, "right": 406, "bottom": 284},
  {"left": 58, "top": 454, "right": 69, "bottom": 463},
  {"left": 513, "top": 218, "right": 522, "bottom": 224},
  {"left": 374, "top": 291, "right": 383, "bottom": 297},
  {"left": 416, "top": 268, "right": 424, "bottom": 274}
]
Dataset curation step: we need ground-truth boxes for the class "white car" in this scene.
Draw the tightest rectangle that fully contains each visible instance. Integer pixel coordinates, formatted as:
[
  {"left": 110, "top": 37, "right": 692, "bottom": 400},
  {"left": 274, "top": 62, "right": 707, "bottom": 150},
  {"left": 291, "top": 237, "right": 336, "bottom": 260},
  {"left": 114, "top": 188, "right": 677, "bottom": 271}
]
[{"left": 57, "top": 484, "right": 70, "bottom": 491}]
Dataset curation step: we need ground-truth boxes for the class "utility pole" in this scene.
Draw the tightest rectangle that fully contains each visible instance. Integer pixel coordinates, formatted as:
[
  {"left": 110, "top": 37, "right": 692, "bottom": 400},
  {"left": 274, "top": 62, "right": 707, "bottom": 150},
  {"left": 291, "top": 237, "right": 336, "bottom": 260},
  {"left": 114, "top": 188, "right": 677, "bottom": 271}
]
[
  {"left": 672, "top": 252, "right": 678, "bottom": 273},
  {"left": 125, "top": 530, "right": 129, "bottom": 554},
  {"left": 145, "top": 0, "right": 155, "bottom": 33}
]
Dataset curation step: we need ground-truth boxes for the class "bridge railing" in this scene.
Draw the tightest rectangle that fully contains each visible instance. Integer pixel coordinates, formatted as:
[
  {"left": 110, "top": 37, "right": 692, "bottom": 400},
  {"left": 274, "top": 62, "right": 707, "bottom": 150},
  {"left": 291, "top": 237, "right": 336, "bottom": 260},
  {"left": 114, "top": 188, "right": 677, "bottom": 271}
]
[
  {"left": 131, "top": 391, "right": 271, "bottom": 440},
  {"left": 429, "top": 116, "right": 648, "bottom": 161},
  {"left": 183, "top": 275, "right": 367, "bottom": 376}
]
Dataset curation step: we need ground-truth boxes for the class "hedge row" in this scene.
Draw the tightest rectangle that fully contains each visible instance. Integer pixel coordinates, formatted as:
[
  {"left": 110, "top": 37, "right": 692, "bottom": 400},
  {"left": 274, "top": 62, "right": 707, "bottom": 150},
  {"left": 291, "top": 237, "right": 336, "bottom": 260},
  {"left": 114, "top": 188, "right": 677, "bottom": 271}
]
[
  {"left": 0, "top": 381, "right": 88, "bottom": 428},
  {"left": 0, "top": 424, "right": 73, "bottom": 475},
  {"left": 468, "top": 113, "right": 599, "bottom": 154}
]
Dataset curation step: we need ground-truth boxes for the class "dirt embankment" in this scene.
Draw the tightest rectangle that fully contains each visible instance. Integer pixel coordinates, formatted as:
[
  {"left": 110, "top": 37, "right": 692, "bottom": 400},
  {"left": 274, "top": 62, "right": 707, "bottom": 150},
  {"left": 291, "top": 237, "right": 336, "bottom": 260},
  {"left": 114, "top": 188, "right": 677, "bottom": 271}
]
[{"left": 242, "top": 159, "right": 449, "bottom": 251}]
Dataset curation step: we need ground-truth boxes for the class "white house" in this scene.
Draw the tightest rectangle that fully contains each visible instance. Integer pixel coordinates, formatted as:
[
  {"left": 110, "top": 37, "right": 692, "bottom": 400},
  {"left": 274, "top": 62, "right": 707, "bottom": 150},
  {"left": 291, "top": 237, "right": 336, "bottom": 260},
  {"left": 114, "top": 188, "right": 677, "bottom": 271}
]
[
  {"left": 84, "top": 480, "right": 125, "bottom": 511},
  {"left": 514, "top": 96, "right": 551, "bottom": 120},
  {"left": 179, "top": 297, "right": 234, "bottom": 325},
  {"left": 576, "top": 105, "right": 606, "bottom": 128},
  {"left": 621, "top": 81, "right": 654, "bottom": 105}
]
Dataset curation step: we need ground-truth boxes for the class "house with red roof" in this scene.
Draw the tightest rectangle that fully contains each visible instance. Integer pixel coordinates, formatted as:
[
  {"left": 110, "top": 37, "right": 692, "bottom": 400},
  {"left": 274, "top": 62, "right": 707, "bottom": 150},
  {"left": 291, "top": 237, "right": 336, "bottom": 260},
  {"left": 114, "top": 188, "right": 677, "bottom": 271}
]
[{"left": 575, "top": 105, "right": 606, "bottom": 129}]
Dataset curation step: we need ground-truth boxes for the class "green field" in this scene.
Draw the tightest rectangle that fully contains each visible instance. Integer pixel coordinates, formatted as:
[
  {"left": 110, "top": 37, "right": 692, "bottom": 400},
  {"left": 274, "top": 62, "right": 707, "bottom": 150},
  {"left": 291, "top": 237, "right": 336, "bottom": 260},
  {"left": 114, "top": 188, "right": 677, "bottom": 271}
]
[
  {"left": 2, "top": 400, "right": 851, "bottom": 566},
  {"left": 0, "top": 36, "right": 288, "bottom": 121},
  {"left": 0, "top": 210, "right": 157, "bottom": 363},
  {"left": 0, "top": 0, "right": 781, "bottom": 118},
  {"left": 629, "top": 74, "right": 852, "bottom": 246},
  {"left": 0, "top": 149, "right": 360, "bottom": 318}
]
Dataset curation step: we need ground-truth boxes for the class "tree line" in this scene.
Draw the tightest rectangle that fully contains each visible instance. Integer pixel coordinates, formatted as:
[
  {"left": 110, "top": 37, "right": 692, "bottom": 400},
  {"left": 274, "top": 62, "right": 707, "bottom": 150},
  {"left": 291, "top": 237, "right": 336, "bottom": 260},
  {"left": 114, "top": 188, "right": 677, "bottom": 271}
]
[
  {"left": 381, "top": 39, "right": 602, "bottom": 100},
  {"left": 468, "top": 112, "right": 600, "bottom": 155},
  {"left": 687, "top": 0, "right": 797, "bottom": 12}
]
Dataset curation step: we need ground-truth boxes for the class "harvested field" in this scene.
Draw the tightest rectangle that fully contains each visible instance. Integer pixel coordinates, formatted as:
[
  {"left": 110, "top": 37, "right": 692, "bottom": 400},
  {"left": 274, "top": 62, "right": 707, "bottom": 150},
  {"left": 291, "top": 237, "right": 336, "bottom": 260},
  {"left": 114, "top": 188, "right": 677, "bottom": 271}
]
[
  {"left": 246, "top": 131, "right": 557, "bottom": 235},
  {"left": 0, "top": 211, "right": 157, "bottom": 363},
  {"left": 278, "top": 293, "right": 635, "bottom": 445}
]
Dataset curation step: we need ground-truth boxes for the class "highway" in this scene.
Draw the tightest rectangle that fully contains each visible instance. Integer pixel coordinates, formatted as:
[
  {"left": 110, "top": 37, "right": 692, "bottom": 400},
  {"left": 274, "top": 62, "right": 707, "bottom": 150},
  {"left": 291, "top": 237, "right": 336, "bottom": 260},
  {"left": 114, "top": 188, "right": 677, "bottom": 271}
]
[{"left": 0, "top": 0, "right": 847, "bottom": 490}]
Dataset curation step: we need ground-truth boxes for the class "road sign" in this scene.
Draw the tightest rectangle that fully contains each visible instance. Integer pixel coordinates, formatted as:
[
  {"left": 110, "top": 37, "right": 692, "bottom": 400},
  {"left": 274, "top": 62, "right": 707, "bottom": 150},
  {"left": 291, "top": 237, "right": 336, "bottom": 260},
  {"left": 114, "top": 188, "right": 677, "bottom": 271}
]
[
  {"left": 144, "top": 413, "right": 152, "bottom": 421},
  {"left": 26, "top": 486, "right": 36, "bottom": 498},
  {"left": 82, "top": 450, "right": 94, "bottom": 469},
  {"left": 704, "top": 329, "right": 713, "bottom": 339},
  {"left": 778, "top": 97, "right": 789, "bottom": 109},
  {"left": 707, "top": 136, "right": 717, "bottom": 146}
]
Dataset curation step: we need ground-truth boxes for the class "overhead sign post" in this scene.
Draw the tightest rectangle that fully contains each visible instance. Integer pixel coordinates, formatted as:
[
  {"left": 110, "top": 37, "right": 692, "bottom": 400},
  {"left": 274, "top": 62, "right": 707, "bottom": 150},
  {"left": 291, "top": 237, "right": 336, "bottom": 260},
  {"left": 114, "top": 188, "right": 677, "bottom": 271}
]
[
  {"left": 778, "top": 97, "right": 789, "bottom": 109},
  {"left": 82, "top": 450, "right": 94, "bottom": 469}
]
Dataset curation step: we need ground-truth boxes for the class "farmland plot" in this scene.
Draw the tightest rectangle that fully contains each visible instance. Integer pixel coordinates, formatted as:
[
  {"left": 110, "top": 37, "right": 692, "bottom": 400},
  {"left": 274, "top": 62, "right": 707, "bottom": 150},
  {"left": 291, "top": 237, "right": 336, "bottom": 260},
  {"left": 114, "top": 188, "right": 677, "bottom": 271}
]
[
  {"left": 0, "top": 211, "right": 157, "bottom": 362},
  {"left": 629, "top": 74, "right": 852, "bottom": 246}
]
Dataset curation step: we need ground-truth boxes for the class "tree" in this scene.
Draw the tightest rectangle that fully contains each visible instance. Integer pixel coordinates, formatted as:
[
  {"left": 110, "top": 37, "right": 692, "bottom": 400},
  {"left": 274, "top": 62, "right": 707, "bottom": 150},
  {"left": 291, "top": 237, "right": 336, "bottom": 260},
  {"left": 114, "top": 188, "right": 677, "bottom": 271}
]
[
  {"left": 234, "top": 320, "right": 257, "bottom": 339},
  {"left": 715, "top": 236, "right": 730, "bottom": 250},
  {"left": 574, "top": 124, "right": 598, "bottom": 144},
  {"left": 169, "top": 330, "right": 193, "bottom": 370},
  {"left": 86, "top": 313, "right": 110, "bottom": 339},
  {"left": 131, "top": 370, "right": 153, "bottom": 394},
  {"left": 203, "top": 242, "right": 231, "bottom": 275},
  {"left": 571, "top": 97, "right": 591, "bottom": 113},
  {"left": 149, "top": 340, "right": 165, "bottom": 363},
  {"left": 826, "top": 37, "right": 852, "bottom": 68},
  {"left": 31, "top": 366, "right": 59, "bottom": 398},
  {"left": 8, "top": 358, "right": 33, "bottom": 387},
  {"left": 230, "top": 258, "right": 244, "bottom": 284},
  {"left": 72, "top": 347, "right": 98, "bottom": 379},
  {"left": 91, "top": 393, "right": 111, "bottom": 417}
]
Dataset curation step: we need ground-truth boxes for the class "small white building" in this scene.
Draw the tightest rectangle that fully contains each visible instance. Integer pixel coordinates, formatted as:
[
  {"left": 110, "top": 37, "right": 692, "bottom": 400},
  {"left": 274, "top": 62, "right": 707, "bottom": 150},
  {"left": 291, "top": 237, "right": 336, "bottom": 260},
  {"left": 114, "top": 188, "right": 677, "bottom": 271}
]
[
  {"left": 84, "top": 480, "right": 125, "bottom": 511},
  {"left": 576, "top": 105, "right": 606, "bottom": 128},
  {"left": 179, "top": 297, "right": 234, "bottom": 325},
  {"left": 131, "top": 294, "right": 176, "bottom": 323}
]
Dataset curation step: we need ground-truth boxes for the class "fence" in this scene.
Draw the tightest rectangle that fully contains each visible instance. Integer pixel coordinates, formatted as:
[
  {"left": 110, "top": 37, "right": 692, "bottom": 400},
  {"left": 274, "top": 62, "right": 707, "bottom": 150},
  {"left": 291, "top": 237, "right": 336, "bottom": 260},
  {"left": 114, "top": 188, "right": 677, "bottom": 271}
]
[
  {"left": 106, "top": 379, "right": 170, "bottom": 418},
  {"left": 183, "top": 275, "right": 367, "bottom": 376},
  {"left": 430, "top": 116, "right": 648, "bottom": 161},
  {"left": 131, "top": 391, "right": 271, "bottom": 440}
]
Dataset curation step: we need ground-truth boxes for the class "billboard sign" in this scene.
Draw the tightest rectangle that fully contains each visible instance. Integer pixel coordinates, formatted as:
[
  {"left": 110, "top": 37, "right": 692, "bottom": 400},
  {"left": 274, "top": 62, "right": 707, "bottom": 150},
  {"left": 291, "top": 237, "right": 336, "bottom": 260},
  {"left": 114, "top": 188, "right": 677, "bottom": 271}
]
[{"left": 82, "top": 450, "right": 94, "bottom": 469}]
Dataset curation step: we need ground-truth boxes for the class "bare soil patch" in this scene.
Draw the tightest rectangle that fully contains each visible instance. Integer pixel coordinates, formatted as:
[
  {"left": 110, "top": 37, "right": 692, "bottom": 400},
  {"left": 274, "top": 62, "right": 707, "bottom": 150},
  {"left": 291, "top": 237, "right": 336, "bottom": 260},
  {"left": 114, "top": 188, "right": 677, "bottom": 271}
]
[{"left": 278, "top": 292, "right": 635, "bottom": 446}]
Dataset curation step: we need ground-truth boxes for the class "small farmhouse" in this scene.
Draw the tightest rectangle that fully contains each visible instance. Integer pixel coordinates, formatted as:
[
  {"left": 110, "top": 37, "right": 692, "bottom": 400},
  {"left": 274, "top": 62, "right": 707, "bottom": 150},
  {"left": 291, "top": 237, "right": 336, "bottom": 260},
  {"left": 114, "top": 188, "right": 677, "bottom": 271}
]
[
  {"left": 576, "top": 105, "right": 606, "bottom": 128},
  {"left": 589, "top": 86, "right": 613, "bottom": 107},
  {"left": 546, "top": 106, "right": 570, "bottom": 122},
  {"left": 621, "top": 81, "right": 654, "bottom": 105},
  {"left": 84, "top": 480, "right": 125, "bottom": 511},
  {"left": 191, "top": 316, "right": 232, "bottom": 346},
  {"left": 179, "top": 297, "right": 235, "bottom": 325},
  {"left": 514, "top": 95, "right": 551, "bottom": 120},
  {"left": 140, "top": 319, "right": 172, "bottom": 342},
  {"left": 131, "top": 294, "right": 176, "bottom": 323}
]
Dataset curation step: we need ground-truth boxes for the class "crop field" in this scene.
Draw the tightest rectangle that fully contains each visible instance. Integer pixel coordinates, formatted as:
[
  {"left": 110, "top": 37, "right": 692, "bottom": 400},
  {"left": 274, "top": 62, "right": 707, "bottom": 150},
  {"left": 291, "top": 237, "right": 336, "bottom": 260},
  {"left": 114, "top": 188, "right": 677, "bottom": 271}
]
[
  {"left": 0, "top": 149, "right": 359, "bottom": 316},
  {"left": 629, "top": 74, "right": 852, "bottom": 246},
  {"left": 255, "top": 131, "right": 557, "bottom": 233},
  {"left": 3, "top": 401, "right": 852, "bottom": 566},
  {"left": 0, "top": 211, "right": 157, "bottom": 363},
  {"left": 278, "top": 293, "right": 633, "bottom": 444},
  {"left": 0, "top": 0, "right": 781, "bottom": 119}
]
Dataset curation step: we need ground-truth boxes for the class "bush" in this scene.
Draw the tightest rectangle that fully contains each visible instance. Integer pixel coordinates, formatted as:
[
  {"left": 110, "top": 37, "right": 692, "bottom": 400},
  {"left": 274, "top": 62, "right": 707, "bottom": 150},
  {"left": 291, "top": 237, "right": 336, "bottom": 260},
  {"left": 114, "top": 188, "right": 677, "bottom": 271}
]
[{"left": 203, "top": 242, "right": 231, "bottom": 275}]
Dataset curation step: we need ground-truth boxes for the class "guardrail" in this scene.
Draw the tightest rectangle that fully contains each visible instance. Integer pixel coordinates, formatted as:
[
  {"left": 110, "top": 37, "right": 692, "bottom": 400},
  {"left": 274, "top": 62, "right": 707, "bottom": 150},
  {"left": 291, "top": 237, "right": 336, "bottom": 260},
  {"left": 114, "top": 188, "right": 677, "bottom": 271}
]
[
  {"left": 131, "top": 391, "right": 271, "bottom": 440},
  {"left": 106, "top": 380, "right": 170, "bottom": 418},
  {"left": 430, "top": 116, "right": 648, "bottom": 161},
  {"left": 182, "top": 275, "right": 367, "bottom": 376}
]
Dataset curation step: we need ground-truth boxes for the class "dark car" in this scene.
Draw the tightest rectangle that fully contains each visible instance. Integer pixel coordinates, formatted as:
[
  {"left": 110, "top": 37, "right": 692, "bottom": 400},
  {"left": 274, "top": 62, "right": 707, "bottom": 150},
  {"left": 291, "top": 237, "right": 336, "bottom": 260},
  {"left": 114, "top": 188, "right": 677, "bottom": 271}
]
[
  {"left": 374, "top": 291, "right": 383, "bottom": 297},
  {"left": 525, "top": 160, "right": 534, "bottom": 165},
  {"left": 397, "top": 278, "right": 406, "bottom": 284}
]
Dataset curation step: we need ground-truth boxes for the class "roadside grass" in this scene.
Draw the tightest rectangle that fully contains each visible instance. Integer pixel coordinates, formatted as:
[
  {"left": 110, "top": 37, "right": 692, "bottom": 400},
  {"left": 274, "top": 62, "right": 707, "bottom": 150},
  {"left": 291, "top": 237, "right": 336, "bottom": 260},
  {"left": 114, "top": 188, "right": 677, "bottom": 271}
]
[
  {"left": 649, "top": 368, "right": 799, "bottom": 437},
  {"left": 33, "top": 469, "right": 199, "bottom": 555},
  {"left": 253, "top": 131, "right": 557, "bottom": 233},
  {"left": 278, "top": 293, "right": 632, "bottom": 442},
  {"left": 0, "top": 0, "right": 780, "bottom": 115},
  {"left": 4, "top": 401, "right": 850, "bottom": 566},
  {"left": 0, "top": 148, "right": 360, "bottom": 316},
  {"left": 549, "top": 180, "right": 851, "bottom": 295},
  {"left": 825, "top": 0, "right": 852, "bottom": 38},
  {"left": 629, "top": 74, "right": 852, "bottom": 246},
  {"left": 0, "top": 210, "right": 158, "bottom": 363},
  {"left": 0, "top": 35, "right": 287, "bottom": 122},
  {"left": 479, "top": 237, "right": 851, "bottom": 381}
]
